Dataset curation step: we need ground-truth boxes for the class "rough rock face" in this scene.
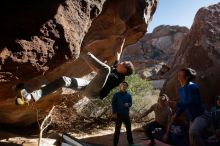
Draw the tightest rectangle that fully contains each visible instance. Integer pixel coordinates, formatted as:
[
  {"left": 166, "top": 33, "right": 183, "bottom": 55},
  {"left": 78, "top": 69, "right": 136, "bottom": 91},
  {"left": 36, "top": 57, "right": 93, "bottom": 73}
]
[
  {"left": 121, "top": 25, "right": 189, "bottom": 78},
  {"left": 163, "top": 3, "right": 220, "bottom": 108},
  {"left": 0, "top": 0, "right": 158, "bottom": 125}
]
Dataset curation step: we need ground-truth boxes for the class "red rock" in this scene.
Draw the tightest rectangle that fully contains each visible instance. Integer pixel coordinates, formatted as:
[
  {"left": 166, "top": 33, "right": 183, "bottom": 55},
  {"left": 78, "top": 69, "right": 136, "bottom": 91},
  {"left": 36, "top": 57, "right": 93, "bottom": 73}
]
[
  {"left": 121, "top": 25, "right": 189, "bottom": 78},
  {"left": 0, "top": 0, "right": 158, "bottom": 125},
  {"left": 163, "top": 3, "right": 220, "bottom": 109}
]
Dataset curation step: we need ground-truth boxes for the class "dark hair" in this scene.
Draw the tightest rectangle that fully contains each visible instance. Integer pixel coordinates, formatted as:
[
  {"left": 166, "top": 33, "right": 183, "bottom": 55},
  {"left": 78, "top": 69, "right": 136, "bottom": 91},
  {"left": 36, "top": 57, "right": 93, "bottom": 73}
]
[
  {"left": 213, "top": 96, "right": 220, "bottom": 108},
  {"left": 124, "top": 61, "right": 134, "bottom": 76},
  {"left": 180, "top": 67, "right": 197, "bottom": 81},
  {"left": 121, "top": 81, "right": 128, "bottom": 86},
  {"left": 160, "top": 94, "right": 169, "bottom": 101}
]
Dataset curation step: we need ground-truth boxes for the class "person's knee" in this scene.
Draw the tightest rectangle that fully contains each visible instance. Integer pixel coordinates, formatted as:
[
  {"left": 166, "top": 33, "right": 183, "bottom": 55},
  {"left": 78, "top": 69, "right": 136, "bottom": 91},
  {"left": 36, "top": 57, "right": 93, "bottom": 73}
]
[{"left": 61, "top": 76, "right": 72, "bottom": 87}]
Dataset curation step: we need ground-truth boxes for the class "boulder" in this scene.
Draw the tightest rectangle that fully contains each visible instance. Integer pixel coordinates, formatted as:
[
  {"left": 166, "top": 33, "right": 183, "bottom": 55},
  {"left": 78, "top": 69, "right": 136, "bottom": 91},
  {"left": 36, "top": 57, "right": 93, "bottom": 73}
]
[
  {"left": 163, "top": 3, "right": 220, "bottom": 108},
  {"left": 121, "top": 25, "right": 189, "bottom": 78},
  {"left": 0, "top": 0, "right": 158, "bottom": 125}
]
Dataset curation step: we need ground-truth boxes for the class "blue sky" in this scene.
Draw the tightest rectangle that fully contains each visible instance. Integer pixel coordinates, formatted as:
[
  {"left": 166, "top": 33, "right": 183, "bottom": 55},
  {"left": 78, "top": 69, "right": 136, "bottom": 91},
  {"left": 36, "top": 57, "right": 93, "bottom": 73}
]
[{"left": 147, "top": 0, "right": 220, "bottom": 32}]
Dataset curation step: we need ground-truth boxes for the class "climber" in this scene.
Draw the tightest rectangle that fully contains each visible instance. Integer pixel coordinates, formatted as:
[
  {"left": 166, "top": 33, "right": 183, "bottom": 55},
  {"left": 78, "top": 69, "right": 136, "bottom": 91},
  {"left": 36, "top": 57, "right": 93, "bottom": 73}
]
[{"left": 16, "top": 38, "right": 134, "bottom": 105}]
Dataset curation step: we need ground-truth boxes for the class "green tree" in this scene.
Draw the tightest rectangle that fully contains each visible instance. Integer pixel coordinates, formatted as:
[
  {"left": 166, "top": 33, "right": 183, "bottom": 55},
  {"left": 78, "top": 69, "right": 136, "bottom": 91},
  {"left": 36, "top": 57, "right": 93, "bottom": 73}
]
[{"left": 77, "top": 74, "right": 158, "bottom": 124}]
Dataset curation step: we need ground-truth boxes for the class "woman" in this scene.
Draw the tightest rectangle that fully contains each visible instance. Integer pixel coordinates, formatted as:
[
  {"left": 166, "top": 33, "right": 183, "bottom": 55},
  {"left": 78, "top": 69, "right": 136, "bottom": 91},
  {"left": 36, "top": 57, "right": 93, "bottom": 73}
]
[{"left": 170, "top": 68, "right": 210, "bottom": 146}]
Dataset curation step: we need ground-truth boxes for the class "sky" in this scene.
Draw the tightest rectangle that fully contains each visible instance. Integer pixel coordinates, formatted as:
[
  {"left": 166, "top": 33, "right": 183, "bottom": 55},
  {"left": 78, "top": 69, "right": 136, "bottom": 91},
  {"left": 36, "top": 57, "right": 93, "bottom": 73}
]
[{"left": 147, "top": 0, "right": 220, "bottom": 32}]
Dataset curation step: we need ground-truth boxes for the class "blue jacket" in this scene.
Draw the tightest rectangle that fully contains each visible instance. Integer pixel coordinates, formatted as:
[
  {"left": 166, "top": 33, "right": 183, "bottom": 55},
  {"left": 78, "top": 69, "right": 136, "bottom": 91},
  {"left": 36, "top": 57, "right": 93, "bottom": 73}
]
[
  {"left": 112, "top": 91, "right": 132, "bottom": 115},
  {"left": 176, "top": 82, "right": 205, "bottom": 121}
]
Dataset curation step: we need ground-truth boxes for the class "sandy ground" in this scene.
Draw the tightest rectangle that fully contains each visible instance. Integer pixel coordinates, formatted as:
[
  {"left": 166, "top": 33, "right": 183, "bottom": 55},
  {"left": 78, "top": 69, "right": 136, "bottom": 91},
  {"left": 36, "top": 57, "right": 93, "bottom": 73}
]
[
  {"left": 0, "top": 93, "right": 159, "bottom": 146},
  {"left": 0, "top": 125, "right": 149, "bottom": 146},
  {"left": 80, "top": 127, "right": 147, "bottom": 146}
]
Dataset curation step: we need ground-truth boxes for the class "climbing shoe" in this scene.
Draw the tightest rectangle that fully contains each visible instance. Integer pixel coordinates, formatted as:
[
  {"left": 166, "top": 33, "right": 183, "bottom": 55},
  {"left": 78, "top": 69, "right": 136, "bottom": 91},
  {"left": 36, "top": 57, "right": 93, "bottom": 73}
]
[{"left": 16, "top": 89, "right": 31, "bottom": 105}]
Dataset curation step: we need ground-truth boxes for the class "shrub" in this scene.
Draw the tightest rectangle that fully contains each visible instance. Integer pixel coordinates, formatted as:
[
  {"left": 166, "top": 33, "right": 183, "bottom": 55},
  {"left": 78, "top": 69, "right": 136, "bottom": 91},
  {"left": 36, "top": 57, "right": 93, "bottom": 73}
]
[
  {"left": 43, "top": 74, "right": 159, "bottom": 134},
  {"left": 75, "top": 74, "right": 158, "bottom": 125}
]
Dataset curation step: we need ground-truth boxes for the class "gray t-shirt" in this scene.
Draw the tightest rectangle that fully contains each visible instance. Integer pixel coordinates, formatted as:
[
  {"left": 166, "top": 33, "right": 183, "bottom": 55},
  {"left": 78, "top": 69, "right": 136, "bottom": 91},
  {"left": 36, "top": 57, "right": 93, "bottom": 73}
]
[{"left": 149, "top": 103, "right": 172, "bottom": 127}]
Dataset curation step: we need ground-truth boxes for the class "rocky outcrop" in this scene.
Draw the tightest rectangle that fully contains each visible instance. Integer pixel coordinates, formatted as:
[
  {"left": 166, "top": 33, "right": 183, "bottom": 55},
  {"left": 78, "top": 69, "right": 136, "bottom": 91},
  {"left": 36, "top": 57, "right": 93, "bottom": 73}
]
[
  {"left": 0, "top": 0, "right": 158, "bottom": 125},
  {"left": 121, "top": 25, "right": 189, "bottom": 78},
  {"left": 163, "top": 3, "right": 220, "bottom": 108}
]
